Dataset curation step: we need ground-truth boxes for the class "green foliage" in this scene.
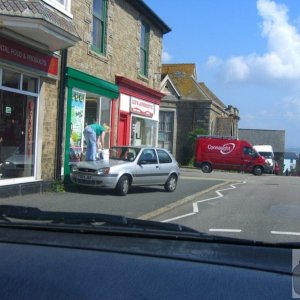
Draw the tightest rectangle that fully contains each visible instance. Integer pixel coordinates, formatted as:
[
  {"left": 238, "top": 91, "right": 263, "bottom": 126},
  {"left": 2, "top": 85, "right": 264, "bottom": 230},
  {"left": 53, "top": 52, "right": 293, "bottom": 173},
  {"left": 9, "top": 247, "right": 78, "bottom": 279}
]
[
  {"left": 180, "top": 128, "right": 208, "bottom": 166},
  {"left": 52, "top": 180, "right": 65, "bottom": 192},
  {"left": 187, "top": 128, "right": 208, "bottom": 143}
]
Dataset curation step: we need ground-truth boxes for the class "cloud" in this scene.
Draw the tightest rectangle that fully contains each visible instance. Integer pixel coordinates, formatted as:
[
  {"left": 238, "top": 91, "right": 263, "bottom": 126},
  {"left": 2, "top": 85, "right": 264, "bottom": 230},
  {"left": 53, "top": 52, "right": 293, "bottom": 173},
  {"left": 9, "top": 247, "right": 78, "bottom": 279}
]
[
  {"left": 208, "top": 0, "right": 300, "bottom": 83},
  {"left": 162, "top": 50, "right": 172, "bottom": 62},
  {"left": 283, "top": 96, "right": 300, "bottom": 120}
]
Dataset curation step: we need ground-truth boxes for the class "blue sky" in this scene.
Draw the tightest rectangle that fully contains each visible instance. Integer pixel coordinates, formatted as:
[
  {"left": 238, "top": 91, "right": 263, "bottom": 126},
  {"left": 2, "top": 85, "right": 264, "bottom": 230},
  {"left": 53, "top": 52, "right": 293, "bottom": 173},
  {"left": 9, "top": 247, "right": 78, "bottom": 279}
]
[{"left": 144, "top": 0, "right": 300, "bottom": 149}]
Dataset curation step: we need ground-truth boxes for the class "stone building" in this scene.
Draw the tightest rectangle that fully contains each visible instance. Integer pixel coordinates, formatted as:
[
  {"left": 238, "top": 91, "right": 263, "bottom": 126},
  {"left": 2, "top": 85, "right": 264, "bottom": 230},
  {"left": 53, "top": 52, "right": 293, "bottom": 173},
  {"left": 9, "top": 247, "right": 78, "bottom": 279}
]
[
  {"left": 0, "top": 0, "right": 80, "bottom": 195},
  {"left": 238, "top": 128, "right": 286, "bottom": 172},
  {"left": 160, "top": 63, "right": 239, "bottom": 163},
  {"left": 0, "top": 0, "right": 170, "bottom": 195}
]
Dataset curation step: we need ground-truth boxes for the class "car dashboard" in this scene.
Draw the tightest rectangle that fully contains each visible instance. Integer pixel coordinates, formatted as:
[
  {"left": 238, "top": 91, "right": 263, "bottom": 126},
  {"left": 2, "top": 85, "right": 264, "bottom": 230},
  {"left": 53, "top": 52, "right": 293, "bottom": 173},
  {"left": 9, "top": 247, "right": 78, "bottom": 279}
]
[{"left": 0, "top": 226, "right": 295, "bottom": 300}]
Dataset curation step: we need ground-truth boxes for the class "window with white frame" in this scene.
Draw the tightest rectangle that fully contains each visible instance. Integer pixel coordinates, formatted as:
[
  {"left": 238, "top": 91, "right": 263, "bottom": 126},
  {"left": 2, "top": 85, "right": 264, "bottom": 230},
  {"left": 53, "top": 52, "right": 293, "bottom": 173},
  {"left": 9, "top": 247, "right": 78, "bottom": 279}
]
[
  {"left": 43, "top": 0, "right": 71, "bottom": 14},
  {"left": 0, "top": 68, "right": 39, "bottom": 180}
]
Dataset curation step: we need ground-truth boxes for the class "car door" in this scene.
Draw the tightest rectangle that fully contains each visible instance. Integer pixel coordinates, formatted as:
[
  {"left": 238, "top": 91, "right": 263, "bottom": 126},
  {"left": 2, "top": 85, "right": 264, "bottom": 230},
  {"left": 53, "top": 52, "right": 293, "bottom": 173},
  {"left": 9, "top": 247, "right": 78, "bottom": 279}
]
[
  {"left": 134, "top": 149, "right": 162, "bottom": 185},
  {"left": 156, "top": 149, "right": 174, "bottom": 182}
]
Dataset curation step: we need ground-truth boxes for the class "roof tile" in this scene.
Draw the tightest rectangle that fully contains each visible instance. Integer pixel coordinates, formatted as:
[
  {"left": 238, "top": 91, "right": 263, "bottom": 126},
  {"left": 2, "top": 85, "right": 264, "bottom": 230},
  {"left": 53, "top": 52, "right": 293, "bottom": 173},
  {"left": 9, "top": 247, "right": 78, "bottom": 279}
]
[{"left": 0, "top": 0, "right": 79, "bottom": 37}]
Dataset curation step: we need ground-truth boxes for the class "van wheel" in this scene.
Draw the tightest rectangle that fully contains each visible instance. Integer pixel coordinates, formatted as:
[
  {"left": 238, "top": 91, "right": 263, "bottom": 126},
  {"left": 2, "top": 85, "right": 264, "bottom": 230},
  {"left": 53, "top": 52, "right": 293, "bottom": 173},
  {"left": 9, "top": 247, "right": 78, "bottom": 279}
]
[
  {"left": 201, "top": 163, "right": 212, "bottom": 173},
  {"left": 116, "top": 175, "right": 130, "bottom": 196},
  {"left": 253, "top": 166, "right": 263, "bottom": 176},
  {"left": 164, "top": 174, "right": 177, "bottom": 192}
]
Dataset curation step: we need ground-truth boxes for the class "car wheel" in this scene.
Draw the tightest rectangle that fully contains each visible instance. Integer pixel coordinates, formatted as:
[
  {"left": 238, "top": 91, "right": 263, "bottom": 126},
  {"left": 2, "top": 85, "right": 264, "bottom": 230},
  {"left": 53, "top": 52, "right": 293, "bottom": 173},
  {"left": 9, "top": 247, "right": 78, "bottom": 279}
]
[
  {"left": 201, "top": 163, "right": 212, "bottom": 173},
  {"left": 116, "top": 175, "right": 130, "bottom": 196},
  {"left": 164, "top": 174, "right": 177, "bottom": 192},
  {"left": 253, "top": 166, "right": 263, "bottom": 176}
]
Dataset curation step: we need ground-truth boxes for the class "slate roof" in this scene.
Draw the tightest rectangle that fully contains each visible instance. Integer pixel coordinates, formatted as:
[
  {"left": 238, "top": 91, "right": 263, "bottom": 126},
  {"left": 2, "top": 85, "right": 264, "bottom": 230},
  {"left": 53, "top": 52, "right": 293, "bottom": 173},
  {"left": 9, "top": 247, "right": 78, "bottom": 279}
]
[
  {"left": 0, "top": 0, "right": 79, "bottom": 37},
  {"left": 162, "top": 64, "right": 197, "bottom": 78},
  {"left": 161, "top": 64, "right": 226, "bottom": 107},
  {"left": 130, "top": 0, "right": 171, "bottom": 34},
  {"left": 238, "top": 128, "right": 285, "bottom": 153}
]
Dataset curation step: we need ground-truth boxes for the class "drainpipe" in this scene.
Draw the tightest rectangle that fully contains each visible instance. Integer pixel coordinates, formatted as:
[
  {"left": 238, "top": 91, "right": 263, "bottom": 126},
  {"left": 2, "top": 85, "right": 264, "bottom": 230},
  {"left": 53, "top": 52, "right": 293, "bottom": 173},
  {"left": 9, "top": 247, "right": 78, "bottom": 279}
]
[{"left": 55, "top": 48, "right": 68, "bottom": 180}]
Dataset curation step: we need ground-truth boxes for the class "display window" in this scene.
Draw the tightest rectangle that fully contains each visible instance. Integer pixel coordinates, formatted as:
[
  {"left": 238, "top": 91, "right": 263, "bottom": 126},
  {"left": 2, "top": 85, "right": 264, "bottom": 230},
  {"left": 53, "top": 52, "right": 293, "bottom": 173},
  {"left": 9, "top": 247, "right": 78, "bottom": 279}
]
[
  {"left": 0, "top": 68, "right": 38, "bottom": 181},
  {"left": 131, "top": 116, "right": 158, "bottom": 147},
  {"left": 69, "top": 89, "right": 112, "bottom": 162}
]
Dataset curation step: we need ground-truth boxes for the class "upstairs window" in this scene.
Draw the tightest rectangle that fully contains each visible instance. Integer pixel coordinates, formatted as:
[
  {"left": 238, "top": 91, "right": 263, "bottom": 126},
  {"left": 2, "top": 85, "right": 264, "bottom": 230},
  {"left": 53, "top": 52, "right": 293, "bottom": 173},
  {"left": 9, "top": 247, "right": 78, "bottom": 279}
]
[
  {"left": 140, "top": 22, "right": 150, "bottom": 77},
  {"left": 43, "top": 0, "right": 71, "bottom": 14},
  {"left": 92, "top": 0, "right": 107, "bottom": 55}
]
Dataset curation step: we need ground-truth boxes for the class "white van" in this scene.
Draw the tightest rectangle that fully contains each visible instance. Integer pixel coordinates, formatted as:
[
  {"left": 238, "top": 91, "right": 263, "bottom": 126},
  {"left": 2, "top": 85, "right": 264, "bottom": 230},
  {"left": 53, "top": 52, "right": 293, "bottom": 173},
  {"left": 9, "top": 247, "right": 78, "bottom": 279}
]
[{"left": 253, "top": 145, "right": 275, "bottom": 173}]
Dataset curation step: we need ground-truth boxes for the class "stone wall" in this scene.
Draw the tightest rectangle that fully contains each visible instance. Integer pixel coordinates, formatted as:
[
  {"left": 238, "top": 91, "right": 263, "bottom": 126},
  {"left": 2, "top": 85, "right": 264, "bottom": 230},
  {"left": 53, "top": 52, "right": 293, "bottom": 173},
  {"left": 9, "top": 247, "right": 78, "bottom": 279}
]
[
  {"left": 68, "top": 0, "right": 163, "bottom": 90},
  {"left": 176, "top": 101, "right": 211, "bottom": 163},
  {"left": 40, "top": 78, "right": 59, "bottom": 181}
]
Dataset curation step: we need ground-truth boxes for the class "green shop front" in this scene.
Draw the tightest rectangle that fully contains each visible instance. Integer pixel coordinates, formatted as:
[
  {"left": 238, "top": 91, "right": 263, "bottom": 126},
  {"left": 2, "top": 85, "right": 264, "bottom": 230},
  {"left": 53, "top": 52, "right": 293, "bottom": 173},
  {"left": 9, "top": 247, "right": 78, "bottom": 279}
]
[{"left": 64, "top": 67, "right": 119, "bottom": 177}]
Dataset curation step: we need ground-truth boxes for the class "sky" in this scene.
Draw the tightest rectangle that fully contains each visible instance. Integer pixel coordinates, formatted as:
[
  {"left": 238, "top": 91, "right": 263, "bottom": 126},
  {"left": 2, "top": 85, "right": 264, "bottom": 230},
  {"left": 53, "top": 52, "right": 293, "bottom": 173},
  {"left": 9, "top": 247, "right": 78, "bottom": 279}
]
[{"left": 144, "top": 0, "right": 300, "bottom": 149}]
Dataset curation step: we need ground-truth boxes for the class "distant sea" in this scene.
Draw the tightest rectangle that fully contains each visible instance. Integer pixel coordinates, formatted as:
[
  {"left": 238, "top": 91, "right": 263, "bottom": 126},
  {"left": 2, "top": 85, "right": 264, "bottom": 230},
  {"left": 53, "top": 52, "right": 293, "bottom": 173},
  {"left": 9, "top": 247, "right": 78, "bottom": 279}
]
[{"left": 285, "top": 147, "right": 300, "bottom": 154}]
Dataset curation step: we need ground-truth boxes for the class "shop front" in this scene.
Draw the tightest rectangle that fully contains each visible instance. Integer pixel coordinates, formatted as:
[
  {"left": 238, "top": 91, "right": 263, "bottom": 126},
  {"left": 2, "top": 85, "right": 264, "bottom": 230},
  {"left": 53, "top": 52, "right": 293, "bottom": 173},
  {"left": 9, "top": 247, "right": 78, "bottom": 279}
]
[
  {"left": 0, "top": 36, "right": 59, "bottom": 186},
  {"left": 116, "top": 76, "right": 164, "bottom": 147},
  {"left": 64, "top": 67, "right": 119, "bottom": 176}
]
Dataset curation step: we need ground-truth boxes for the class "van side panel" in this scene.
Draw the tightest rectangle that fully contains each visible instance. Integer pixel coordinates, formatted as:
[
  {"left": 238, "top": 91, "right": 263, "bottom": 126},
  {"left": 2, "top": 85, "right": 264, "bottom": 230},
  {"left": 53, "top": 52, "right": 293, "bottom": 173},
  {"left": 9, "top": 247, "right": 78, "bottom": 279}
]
[{"left": 194, "top": 137, "right": 266, "bottom": 174}]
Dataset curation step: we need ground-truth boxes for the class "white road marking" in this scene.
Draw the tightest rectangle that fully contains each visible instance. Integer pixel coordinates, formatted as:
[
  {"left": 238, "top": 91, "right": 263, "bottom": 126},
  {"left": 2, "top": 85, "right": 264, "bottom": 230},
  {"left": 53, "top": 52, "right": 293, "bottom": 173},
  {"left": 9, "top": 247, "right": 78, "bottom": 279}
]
[
  {"left": 271, "top": 231, "right": 300, "bottom": 236},
  {"left": 162, "top": 181, "right": 246, "bottom": 223},
  {"left": 209, "top": 229, "right": 242, "bottom": 233}
]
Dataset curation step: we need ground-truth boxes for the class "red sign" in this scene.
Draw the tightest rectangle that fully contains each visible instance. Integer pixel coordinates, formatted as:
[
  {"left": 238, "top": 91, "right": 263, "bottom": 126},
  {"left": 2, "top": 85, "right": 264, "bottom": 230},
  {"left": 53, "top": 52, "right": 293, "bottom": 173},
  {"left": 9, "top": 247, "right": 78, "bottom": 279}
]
[{"left": 0, "top": 37, "right": 59, "bottom": 76}]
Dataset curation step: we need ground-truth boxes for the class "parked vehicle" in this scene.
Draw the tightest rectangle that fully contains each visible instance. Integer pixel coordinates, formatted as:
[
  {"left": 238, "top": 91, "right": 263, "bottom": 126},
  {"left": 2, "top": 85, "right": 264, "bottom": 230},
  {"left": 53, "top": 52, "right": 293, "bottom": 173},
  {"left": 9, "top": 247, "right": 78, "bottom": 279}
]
[
  {"left": 253, "top": 145, "right": 275, "bottom": 173},
  {"left": 193, "top": 136, "right": 270, "bottom": 175},
  {"left": 70, "top": 146, "right": 180, "bottom": 195}
]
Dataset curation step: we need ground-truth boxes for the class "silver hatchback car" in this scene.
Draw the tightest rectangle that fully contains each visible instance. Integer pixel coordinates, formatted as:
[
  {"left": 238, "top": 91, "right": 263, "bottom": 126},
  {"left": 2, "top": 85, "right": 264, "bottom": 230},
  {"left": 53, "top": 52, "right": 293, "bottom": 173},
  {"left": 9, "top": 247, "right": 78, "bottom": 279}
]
[{"left": 70, "top": 146, "right": 180, "bottom": 196}]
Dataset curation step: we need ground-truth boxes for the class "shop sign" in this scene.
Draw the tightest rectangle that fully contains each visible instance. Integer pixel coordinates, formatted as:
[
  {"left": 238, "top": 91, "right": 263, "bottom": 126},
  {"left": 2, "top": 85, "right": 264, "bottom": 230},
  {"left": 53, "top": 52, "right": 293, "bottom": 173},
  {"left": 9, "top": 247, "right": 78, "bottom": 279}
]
[
  {"left": 131, "top": 97, "right": 154, "bottom": 117},
  {"left": 70, "top": 90, "right": 86, "bottom": 162},
  {"left": 0, "top": 37, "right": 59, "bottom": 77}
]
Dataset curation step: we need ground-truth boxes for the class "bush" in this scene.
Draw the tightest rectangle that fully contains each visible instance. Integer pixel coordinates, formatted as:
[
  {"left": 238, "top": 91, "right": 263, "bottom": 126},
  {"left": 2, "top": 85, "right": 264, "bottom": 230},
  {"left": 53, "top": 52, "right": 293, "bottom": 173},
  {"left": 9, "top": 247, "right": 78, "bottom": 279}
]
[{"left": 180, "top": 128, "right": 208, "bottom": 166}]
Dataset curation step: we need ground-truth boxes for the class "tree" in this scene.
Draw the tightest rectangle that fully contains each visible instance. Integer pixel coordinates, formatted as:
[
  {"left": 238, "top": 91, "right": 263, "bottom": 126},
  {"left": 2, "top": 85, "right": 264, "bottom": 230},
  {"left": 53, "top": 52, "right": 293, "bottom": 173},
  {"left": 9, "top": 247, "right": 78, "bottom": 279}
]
[{"left": 180, "top": 128, "right": 208, "bottom": 166}]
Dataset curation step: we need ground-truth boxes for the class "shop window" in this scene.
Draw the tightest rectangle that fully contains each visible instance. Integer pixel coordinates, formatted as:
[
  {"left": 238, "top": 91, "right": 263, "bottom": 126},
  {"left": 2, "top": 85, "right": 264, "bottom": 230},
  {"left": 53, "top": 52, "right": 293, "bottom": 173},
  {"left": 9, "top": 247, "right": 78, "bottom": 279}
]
[
  {"left": 69, "top": 91, "right": 112, "bottom": 162},
  {"left": 22, "top": 75, "right": 38, "bottom": 93},
  {"left": 0, "top": 68, "right": 38, "bottom": 180},
  {"left": 92, "top": 0, "right": 107, "bottom": 55},
  {"left": 2, "top": 70, "right": 21, "bottom": 90},
  {"left": 131, "top": 116, "right": 157, "bottom": 147},
  {"left": 140, "top": 21, "right": 149, "bottom": 77}
]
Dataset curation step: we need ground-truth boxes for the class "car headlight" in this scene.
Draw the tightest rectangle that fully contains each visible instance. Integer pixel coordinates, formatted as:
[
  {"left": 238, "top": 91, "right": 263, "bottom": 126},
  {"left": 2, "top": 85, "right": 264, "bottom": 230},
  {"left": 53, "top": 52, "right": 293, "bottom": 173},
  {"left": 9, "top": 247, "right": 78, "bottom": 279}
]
[
  {"left": 71, "top": 165, "right": 79, "bottom": 172},
  {"left": 97, "top": 167, "right": 110, "bottom": 175}
]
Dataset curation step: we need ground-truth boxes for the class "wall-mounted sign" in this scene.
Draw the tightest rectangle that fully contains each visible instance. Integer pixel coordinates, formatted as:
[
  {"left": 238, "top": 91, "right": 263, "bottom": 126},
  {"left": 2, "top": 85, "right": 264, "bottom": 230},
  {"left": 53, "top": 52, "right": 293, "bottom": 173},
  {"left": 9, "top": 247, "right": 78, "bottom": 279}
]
[
  {"left": 0, "top": 37, "right": 59, "bottom": 77},
  {"left": 70, "top": 90, "right": 86, "bottom": 162},
  {"left": 131, "top": 97, "right": 154, "bottom": 118}
]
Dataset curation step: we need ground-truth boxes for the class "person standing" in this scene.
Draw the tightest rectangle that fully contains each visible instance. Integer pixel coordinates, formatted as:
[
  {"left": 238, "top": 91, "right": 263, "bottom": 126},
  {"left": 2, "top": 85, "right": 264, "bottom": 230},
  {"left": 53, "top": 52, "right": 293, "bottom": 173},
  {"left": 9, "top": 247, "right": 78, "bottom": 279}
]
[{"left": 83, "top": 123, "right": 106, "bottom": 161}]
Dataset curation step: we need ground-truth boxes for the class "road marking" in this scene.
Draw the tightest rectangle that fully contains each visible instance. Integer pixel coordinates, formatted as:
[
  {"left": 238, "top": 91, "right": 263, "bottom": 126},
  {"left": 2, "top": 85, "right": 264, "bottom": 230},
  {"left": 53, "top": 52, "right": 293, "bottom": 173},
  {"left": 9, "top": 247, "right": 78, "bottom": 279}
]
[
  {"left": 162, "top": 181, "right": 246, "bottom": 223},
  {"left": 209, "top": 228, "right": 242, "bottom": 233},
  {"left": 271, "top": 231, "right": 300, "bottom": 236},
  {"left": 139, "top": 181, "right": 231, "bottom": 220}
]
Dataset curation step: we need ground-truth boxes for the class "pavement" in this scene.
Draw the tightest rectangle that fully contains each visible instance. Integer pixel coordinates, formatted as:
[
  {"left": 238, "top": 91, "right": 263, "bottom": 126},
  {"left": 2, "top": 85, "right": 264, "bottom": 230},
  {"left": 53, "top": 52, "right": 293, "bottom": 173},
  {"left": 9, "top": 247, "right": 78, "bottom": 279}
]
[{"left": 0, "top": 170, "right": 232, "bottom": 220}]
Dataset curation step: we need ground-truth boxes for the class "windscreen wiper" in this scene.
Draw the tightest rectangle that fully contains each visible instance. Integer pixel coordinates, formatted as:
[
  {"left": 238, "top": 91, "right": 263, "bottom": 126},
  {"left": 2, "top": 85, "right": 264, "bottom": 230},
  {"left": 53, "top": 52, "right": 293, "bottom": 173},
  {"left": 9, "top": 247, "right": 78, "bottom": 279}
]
[
  {"left": 0, "top": 205, "right": 198, "bottom": 234},
  {"left": 0, "top": 205, "right": 272, "bottom": 245}
]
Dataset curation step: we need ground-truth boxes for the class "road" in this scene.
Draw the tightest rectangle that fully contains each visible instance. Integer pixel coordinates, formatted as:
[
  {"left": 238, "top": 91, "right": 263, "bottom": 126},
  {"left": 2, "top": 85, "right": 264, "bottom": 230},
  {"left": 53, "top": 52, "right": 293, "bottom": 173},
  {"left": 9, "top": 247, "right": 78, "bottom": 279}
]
[
  {"left": 157, "top": 169, "right": 300, "bottom": 244},
  {"left": 0, "top": 169, "right": 225, "bottom": 218},
  {"left": 0, "top": 168, "right": 299, "bottom": 244}
]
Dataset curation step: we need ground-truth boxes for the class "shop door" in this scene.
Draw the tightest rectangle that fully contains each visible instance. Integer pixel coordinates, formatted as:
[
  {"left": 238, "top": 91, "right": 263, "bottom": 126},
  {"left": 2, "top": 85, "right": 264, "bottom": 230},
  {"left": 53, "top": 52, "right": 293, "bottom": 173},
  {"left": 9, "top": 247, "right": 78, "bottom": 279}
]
[{"left": 118, "top": 113, "right": 129, "bottom": 145}]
